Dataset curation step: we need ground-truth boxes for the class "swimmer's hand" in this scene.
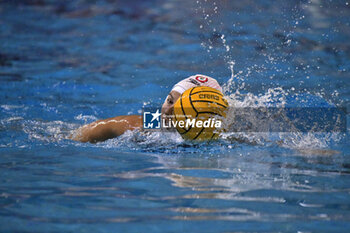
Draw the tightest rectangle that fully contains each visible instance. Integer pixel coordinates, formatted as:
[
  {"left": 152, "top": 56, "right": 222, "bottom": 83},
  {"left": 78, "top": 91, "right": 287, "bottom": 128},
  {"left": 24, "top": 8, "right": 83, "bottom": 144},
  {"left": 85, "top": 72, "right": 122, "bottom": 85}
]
[{"left": 71, "top": 115, "right": 142, "bottom": 143}]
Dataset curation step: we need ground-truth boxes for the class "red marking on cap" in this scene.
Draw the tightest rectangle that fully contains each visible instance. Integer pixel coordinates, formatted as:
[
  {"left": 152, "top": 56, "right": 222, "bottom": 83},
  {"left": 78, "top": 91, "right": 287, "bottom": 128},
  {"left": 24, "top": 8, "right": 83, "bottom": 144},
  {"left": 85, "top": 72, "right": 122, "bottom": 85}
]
[{"left": 195, "top": 76, "right": 208, "bottom": 83}]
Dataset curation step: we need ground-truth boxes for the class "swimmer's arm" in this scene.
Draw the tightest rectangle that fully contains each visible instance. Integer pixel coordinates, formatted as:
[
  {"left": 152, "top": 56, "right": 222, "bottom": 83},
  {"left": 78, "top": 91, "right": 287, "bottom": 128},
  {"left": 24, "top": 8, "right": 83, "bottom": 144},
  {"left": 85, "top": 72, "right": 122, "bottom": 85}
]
[{"left": 72, "top": 115, "right": 142, "bottom": 143}]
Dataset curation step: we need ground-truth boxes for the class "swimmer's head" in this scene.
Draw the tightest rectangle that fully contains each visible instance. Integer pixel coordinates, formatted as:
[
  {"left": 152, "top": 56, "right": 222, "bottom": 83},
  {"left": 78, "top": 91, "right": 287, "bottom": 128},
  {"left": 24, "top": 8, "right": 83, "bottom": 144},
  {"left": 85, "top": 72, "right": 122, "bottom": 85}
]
[
  {"left": 161, "top": 74, "right": 222, "bottom": 117},
  {"left": 161, "top": 90, "right": 181, "bottom": 116}
]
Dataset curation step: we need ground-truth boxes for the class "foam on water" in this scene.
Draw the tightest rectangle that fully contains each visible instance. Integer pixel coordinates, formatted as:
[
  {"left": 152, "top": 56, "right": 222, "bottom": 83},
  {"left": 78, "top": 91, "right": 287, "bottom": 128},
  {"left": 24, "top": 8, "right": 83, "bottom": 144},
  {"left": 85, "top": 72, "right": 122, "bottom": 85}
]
[{"left": 223, "top": 70, "right": 345, "bottom": 150}]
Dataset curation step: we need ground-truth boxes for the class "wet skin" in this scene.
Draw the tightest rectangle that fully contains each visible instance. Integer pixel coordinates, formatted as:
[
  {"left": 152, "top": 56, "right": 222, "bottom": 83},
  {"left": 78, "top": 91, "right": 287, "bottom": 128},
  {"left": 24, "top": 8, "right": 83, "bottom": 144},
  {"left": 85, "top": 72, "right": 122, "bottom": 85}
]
[{"left": 73, "top": 90, "right": 181, "bottom": 143}]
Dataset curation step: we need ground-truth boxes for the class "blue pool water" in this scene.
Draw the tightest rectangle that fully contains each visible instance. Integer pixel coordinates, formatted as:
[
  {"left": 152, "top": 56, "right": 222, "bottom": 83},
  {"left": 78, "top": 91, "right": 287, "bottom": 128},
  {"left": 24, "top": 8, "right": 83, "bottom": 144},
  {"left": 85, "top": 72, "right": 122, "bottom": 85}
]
[{"left": 0, "top": 0, "right": 350, "bottom": 232}]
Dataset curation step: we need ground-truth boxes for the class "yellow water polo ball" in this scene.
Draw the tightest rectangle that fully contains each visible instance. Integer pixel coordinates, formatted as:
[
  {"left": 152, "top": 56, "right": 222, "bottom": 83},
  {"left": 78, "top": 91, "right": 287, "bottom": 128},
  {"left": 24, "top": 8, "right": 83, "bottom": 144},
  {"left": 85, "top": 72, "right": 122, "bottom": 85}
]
[{"left": 173, "top": 86, "right": 228, "bottom": 140}]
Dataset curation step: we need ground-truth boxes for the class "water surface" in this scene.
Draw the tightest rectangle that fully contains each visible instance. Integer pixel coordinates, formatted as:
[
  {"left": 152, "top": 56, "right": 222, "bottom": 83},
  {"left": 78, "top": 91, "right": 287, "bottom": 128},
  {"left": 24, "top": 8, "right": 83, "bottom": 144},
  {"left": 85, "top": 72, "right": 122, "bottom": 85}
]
[{"left": 0, "top": 0, "right": 349, "bottom": 232}]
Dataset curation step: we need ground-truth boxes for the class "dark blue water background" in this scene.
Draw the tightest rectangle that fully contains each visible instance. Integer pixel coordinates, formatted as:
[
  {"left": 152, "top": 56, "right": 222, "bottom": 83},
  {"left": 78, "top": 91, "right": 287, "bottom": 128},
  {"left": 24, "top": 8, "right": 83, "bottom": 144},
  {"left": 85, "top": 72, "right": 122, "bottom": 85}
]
[{"left": 0, "top": 0, "right": 349, "bottom": 232}]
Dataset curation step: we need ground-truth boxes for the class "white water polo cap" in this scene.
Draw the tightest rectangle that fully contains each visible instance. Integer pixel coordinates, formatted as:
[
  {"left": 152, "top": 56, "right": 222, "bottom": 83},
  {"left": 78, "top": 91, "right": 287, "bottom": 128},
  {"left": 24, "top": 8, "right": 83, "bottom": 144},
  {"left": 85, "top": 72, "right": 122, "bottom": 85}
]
[{"left": 171, "top": 74, "right": 222, "bottom": 94}]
